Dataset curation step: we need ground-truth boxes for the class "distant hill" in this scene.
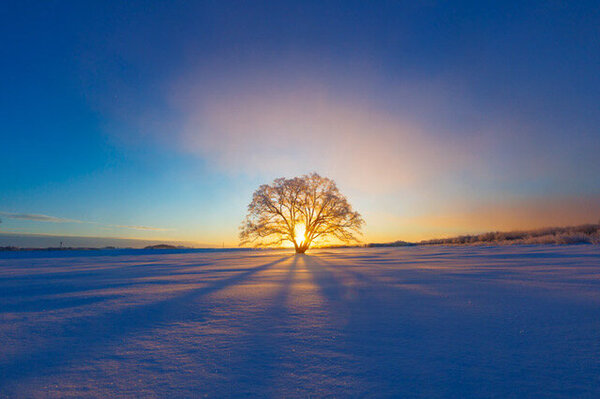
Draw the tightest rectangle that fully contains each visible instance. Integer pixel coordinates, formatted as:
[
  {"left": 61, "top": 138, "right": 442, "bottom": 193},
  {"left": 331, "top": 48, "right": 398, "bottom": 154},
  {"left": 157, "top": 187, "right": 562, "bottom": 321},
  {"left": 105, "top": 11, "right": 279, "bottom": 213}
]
[
  {"left": 367, "top": 240, "right": 415, "bottom": 248},
  {"left": 418, "top": 224, "right": 600, "bottom": 246},
  {"left": 144, "top": 244, "right": 185, "bottom": 249}
]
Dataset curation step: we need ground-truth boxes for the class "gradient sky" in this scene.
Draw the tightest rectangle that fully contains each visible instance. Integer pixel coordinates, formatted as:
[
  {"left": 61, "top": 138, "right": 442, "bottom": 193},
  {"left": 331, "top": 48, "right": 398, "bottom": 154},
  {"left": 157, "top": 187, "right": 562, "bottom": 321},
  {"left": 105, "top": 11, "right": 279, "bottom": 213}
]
[{"left": 2, "top": 1, "right": 599, "bottom": 247}]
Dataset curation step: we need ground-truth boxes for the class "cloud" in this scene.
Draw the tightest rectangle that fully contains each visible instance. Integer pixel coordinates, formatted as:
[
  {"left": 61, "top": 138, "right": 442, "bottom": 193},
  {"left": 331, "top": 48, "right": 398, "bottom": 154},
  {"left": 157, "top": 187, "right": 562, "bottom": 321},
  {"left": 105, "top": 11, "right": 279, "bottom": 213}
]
[
  {"left": 102, "top": 60, "right": 596, "bottom": 197},
  {"left": 166, "top": 70, "right": 480, "bottom": 193},
  {"left": 0, "top": 212, "right": 83, "bottom": 223},
  {"left": 0, "top": 212, "right": 171, "bottom": 232}
]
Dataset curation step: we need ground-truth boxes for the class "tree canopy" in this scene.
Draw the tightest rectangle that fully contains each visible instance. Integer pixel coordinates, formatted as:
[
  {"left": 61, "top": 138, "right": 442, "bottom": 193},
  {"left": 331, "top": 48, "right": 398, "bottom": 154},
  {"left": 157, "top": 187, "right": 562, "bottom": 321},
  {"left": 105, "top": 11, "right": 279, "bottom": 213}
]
[{"left": 240, "top": 173, "right": 364, "bottom": 253}]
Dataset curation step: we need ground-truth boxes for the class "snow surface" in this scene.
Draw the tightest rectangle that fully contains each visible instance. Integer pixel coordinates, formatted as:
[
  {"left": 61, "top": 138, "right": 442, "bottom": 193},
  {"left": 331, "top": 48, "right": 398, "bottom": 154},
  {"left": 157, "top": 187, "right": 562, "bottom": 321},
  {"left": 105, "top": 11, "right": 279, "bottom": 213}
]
[{"left": 1, "top": 246, "right": 599, "bottom": 398}]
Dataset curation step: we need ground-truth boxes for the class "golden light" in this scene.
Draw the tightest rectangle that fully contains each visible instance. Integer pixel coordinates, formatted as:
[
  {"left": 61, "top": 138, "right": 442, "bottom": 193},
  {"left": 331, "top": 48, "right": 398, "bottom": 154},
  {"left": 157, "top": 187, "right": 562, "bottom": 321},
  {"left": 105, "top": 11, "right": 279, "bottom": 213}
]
[{"left": 294, "top": 223, "right": 306, "bottom": 246}]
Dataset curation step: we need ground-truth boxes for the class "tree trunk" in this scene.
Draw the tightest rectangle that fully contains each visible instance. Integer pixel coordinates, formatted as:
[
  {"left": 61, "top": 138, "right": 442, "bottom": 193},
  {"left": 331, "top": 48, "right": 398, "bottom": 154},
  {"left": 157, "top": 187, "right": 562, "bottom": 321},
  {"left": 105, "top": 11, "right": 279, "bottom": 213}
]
[{"left": 295, "top": 242, "right": 310, "bottom": 254}]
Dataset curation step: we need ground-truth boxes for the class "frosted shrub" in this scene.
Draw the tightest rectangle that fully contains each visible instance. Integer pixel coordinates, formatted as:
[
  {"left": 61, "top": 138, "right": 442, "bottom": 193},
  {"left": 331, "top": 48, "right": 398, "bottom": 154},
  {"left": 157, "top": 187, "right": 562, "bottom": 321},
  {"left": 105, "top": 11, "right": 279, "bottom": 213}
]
[{"left": 419, "top": 224, "right": 600, "bottom": 246}]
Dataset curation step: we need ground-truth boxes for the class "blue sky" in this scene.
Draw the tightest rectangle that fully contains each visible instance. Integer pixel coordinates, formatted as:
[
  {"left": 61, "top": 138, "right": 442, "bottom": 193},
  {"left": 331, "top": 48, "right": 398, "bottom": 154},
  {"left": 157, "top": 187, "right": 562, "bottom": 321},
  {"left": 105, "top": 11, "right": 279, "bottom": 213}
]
[{"left": 1, "top": 1, "right": 599, "bottom": 246}]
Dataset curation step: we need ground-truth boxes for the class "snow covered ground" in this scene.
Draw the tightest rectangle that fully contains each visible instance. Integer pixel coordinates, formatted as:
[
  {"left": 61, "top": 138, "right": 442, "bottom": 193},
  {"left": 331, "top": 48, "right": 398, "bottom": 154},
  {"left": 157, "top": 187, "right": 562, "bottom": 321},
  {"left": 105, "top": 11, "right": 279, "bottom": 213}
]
[{"left": 1, "top": 246, "right": 599, "bottom": 398}]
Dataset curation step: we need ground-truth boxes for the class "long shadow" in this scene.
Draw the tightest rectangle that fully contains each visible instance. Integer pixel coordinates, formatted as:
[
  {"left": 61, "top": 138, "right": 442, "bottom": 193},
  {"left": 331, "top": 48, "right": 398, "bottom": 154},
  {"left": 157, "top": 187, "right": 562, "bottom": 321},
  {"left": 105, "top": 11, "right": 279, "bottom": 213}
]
[
  {"left": 223, "top": 255, "right": 300, "bottom": 395},
  {"left": 316, "top": 252, "right": 455, "bottom": 299},
  {"left": 0, "top": 254, "right": 293, "bottom": 390},
  {"left": 302, "top": 253, "right": 443, "bottom": 395},
  {"left": 291, "top": 254, "right": 386, "bottom": 395},
  {"left": 0, "top": 261, "right": 226, "bottom": 313},
  {"left": 229, "top": 255, "right": 365, "bottom": 397},
  {"left": 303, "top": 254, "right": 357, "bottom": 305},
  {"left": 269, "top": 254, "right": 299, "bottom": 319},
  {"left": 0, "top": 260, "right": 216, "bottom": 299},
  {"left": 315, "top": 254, "right": 380, "bottom": 285}
]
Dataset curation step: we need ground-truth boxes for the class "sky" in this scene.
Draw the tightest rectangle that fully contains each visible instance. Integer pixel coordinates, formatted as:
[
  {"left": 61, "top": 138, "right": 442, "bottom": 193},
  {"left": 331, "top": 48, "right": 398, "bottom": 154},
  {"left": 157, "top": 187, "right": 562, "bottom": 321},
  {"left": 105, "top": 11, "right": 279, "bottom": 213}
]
[{"left": 1, "top": 0, "right": 599, "bottom": 247}]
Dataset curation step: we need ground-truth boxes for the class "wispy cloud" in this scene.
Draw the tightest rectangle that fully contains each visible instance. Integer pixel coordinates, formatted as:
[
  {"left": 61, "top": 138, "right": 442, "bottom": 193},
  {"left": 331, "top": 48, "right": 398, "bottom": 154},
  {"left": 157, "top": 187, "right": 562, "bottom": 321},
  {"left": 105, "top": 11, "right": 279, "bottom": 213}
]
[
  {"left": 176, "top": 89, "right": 447, "bottom": 193},
  {"left": 0, "top": 212, "right": 83, "bottom": 223},
  {"left": 0, "top": 212, "right": 172, "bottom": 232},
  {"left": 163, "top": 66, "right": 522, "bottom": 194}
]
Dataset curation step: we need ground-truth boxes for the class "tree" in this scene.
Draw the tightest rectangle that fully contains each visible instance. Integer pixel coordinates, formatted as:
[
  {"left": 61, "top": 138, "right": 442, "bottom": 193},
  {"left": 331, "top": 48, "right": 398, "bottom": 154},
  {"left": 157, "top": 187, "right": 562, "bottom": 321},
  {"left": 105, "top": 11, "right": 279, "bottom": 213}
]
[{"left": 240, "top": 173, "right": 364, "bottom": 253}]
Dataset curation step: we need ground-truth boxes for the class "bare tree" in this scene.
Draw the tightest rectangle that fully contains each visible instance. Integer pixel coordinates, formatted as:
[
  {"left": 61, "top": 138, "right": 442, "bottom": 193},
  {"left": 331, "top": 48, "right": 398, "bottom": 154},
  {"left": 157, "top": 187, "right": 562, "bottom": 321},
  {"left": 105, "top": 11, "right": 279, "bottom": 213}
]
[{"left": 240, "top": 173, "right": 364, "bottom": 253}]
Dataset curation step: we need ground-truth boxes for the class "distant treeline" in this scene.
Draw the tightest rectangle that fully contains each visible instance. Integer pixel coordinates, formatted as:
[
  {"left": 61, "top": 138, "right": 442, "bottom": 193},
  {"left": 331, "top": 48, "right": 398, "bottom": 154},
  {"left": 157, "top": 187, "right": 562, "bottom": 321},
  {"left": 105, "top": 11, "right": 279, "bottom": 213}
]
[{"left": 418, "top": 224, "right": 600, "bottom": 246}]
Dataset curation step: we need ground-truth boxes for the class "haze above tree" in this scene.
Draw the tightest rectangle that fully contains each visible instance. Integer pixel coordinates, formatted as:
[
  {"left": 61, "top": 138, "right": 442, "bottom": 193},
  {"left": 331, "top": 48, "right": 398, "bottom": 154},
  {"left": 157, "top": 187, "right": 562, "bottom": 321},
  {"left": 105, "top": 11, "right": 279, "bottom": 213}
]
[{"left": 240, "top": 173, "right": 363, "bottom": 253}]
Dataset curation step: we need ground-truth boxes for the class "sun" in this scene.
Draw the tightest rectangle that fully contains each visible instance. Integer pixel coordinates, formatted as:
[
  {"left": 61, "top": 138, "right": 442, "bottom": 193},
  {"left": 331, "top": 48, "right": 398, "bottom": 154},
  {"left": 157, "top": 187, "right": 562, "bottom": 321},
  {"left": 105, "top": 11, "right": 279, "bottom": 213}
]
[{"left": 294, "top": 223, "right": 306, "bottom": 246}]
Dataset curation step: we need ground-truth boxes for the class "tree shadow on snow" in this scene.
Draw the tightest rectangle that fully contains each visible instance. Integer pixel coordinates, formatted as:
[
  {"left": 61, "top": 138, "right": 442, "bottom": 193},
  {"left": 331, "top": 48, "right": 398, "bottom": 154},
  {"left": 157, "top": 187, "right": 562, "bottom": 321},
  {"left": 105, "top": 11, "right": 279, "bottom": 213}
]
[{"left": 0, "top": 254, "right": 293, "bottom": 390}]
